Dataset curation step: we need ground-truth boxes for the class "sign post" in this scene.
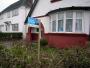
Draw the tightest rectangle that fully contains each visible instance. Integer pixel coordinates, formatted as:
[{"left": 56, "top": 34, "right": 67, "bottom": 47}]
[
  {"left": 38, "top": 20, "right": 41, "bottom": 63},
  {"left": 27, "top": 17, "right": 41, "bottom": 63}
]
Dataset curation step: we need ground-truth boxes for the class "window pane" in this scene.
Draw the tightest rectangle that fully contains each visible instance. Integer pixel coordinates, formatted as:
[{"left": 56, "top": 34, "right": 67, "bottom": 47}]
[
  {"left": 12, "top": 9, "right": 19, "bottom": 17},
  {"left": 0, "top": 15, "right": 3, "bottom": 20},
  {"left": 51, "top": 14, "right": 56, "bottom": 21},
  {"left": 75, "top": 12, "right": 82, "bottom": 32},
  {"left": 7, "top": 12, "right": 10, "bottom": 18},
  {"left": 66, "top": 12, "right": 73, "bottom": 18},
  {"left": 58, "top": 12, "right": 64, "bottom": 20},
  {"left": 6, "top": 24, "right": 10, "bottom": 31},
  {"left": 58, "top": 12, "right": 64, "bottom": 32},
  {"left": 76, "top": 12, "right": 82, "bottom": 19},
  {"left": 51, "top": 14, "right": 56, "bottom": 32},
  {"left": 52, "top": 21, "right": 56, "bottom": 32},
  {"left": 58, "top": 20, "right": 63, "bottom": 31},
  {"left": 0, "top": 25, "right": 4, "bottom": 32},
  {"left": 66, "top": 19, "right": 73, "bottom": 32},
  {"left": 75, "top": 19, "right": 82, "bottom": 32},
  {"left": 12, "top": 24, "right": 18, "bottom": 31}
]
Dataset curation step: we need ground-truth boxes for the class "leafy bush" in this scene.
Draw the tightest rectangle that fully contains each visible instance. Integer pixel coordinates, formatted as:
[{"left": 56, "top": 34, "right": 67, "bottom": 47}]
[
  {"left": 0, "top": 32, "right": 22, "bottom": 40},
  {"left": 40, "top": 39, "right": 48, "bottom": 46},
  {"left": 0, "top": 43, "right": 31, "bottom": 68},
  {"left": 60, "top": 47, "right": 90, "bottom": 68},
  {"left": 0, "top": 44, "right": 13, "bottom": 68},
  {"left": 0, "top": 41, "right": 90, "bottom": 68}
]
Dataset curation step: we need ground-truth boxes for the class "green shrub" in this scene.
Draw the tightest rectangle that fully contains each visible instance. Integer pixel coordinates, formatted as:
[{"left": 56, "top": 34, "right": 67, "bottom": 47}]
[
  {"left": 40, "top": 39, "right": 48, "bottom": 46},
  {"left": 60, "top": 47, "right": 90, "bottom": 68},
  {"left": 0, "top": 32, "right": 22, "bottom": 40},
  {"left": 0, "top": 41, "right": 90, "bottom": 68}
]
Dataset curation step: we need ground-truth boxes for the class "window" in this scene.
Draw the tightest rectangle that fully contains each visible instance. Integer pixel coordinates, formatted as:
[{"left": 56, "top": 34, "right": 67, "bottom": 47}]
[
  {"left": 52, "top": 21, "right": 56, "bottom": 32},
  {"left": 12, "top": 24, "right": 18, "bottom": 31},
  {"left": 0, "top": 15, "right": 3, "bottom": 20},
  {"left": 66, "top": 12, "right": 73, "bottom": 32},
  {"left": 51, "top": 14, "right": 56, "bottom": 32},
  {"left": 75, "top": 12, "right": 82, "bottom": 32},
  {"left": 51, "top": 0, "right": 62, "bottom": 3},
  {"left": 50, "top": 11, "right": 83, "bottom": 33},
  {"left": 58, "top": 12, "right": 64, "bottom": 32},
  {"left": 7, "top": 12, "right": 11, "bottom": 18},
  {"left": 5, "top": 21, "right": 11, "bottom": 31},
  {"left": 6, "top": 24, "right": 10, "bottom": 31},
  {"left": 0, "top": 25, "right": 4, "bottom": 32},
  {"left": 12, "top": 9, "right": 19, "bottom": 17}
]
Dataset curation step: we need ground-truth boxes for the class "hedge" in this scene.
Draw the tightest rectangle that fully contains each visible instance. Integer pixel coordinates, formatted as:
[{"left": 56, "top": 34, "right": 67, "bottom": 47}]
[{"left": 0, "top": 32, "right": 22, "bottom": 40}]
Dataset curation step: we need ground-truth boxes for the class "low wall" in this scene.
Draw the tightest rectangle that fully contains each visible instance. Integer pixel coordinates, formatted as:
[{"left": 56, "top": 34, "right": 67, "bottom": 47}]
[{"left": 45, "top": 33, "right": 88, "bottom": 48}]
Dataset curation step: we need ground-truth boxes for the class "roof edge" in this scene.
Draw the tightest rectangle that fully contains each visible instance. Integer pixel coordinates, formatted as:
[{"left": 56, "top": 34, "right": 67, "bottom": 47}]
[{"left": 46, "top": 6, "right": 90, "bottom": 15}]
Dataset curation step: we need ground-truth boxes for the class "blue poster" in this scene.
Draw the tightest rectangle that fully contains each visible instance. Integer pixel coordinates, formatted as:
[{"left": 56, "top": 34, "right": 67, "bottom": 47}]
[{"left": 28, "top": 17, "right": 39, "bottom": 25}]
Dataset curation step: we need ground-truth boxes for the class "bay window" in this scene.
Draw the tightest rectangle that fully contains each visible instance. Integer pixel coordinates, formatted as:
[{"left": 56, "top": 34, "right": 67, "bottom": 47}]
[{"left": 50, "top": 11, "right": 83, "bottom": 33}]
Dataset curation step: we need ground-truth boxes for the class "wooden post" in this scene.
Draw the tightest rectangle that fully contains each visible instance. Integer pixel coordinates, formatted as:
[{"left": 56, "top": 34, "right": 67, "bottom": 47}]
[{"left": 38, "top": 20, "right": 41, "bottom": 63}]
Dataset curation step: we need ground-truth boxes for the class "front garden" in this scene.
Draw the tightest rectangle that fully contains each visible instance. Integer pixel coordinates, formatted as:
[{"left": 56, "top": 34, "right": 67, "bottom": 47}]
[{"left": 0, "top": 41, "right": 90, "bottom": 68}]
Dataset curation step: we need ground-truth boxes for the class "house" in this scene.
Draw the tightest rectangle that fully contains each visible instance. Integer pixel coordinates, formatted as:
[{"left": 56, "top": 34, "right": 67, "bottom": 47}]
[
  {"left": 0, "top": 0, "right": 34, "bottom": 39},
  {"left": 25, "top": 0, "right": 90, "bottom": 48}
]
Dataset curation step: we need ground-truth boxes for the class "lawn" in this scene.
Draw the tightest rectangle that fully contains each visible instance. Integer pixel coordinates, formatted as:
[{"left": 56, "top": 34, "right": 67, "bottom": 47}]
[{"left": 0, "top": 41, "right": 90, "bottom": 68}]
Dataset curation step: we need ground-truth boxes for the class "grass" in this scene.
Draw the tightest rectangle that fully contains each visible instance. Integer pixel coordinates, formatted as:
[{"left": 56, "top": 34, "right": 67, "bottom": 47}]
[{"left": 0, "top": 41, "right": 90, "bottom": 68}]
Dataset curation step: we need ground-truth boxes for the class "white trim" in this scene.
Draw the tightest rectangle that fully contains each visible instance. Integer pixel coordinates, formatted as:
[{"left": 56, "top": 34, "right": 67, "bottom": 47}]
[
  {"left": 48, "top": 32, "right": 86, "bottom": 34},
  {"left": 27, "top": 24, "right": 39, "bottom": 28}
]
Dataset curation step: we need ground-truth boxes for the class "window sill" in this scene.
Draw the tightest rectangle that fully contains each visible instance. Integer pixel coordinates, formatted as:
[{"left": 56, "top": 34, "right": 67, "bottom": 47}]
[{"left": 49, "top": 32, "right": 85, "bottom": 34}]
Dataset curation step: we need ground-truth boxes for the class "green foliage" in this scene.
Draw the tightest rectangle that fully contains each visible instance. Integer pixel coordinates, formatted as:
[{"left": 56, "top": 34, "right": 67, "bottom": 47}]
[
  {"left": 40, "top": 39, "right": 48, "bottom": 46},
  {"left": 0, "top": 33, "right": 22, "bottom": 40},
  {"left": 0, "top": 42, "right": 31, "bottom": 68},
  {"left": 60, "top": 47, "right": 90, "bottom": 68},
  {"left": 0, "top": 44, "right": 13, "bottom": 68},
  {"left": 0, "top": 41, "right": 90, "bottom": 68}
]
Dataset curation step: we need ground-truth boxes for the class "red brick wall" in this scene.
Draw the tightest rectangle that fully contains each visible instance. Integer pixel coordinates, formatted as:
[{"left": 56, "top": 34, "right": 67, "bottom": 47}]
[{"left": 45, "top": 33, "right": 88, "bottom": 48}]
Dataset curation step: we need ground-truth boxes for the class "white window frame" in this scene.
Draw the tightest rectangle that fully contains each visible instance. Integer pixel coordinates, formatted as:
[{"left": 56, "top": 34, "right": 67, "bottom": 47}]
[{"left": 50, "top": 11, "right": 84, "bottom": 33}]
